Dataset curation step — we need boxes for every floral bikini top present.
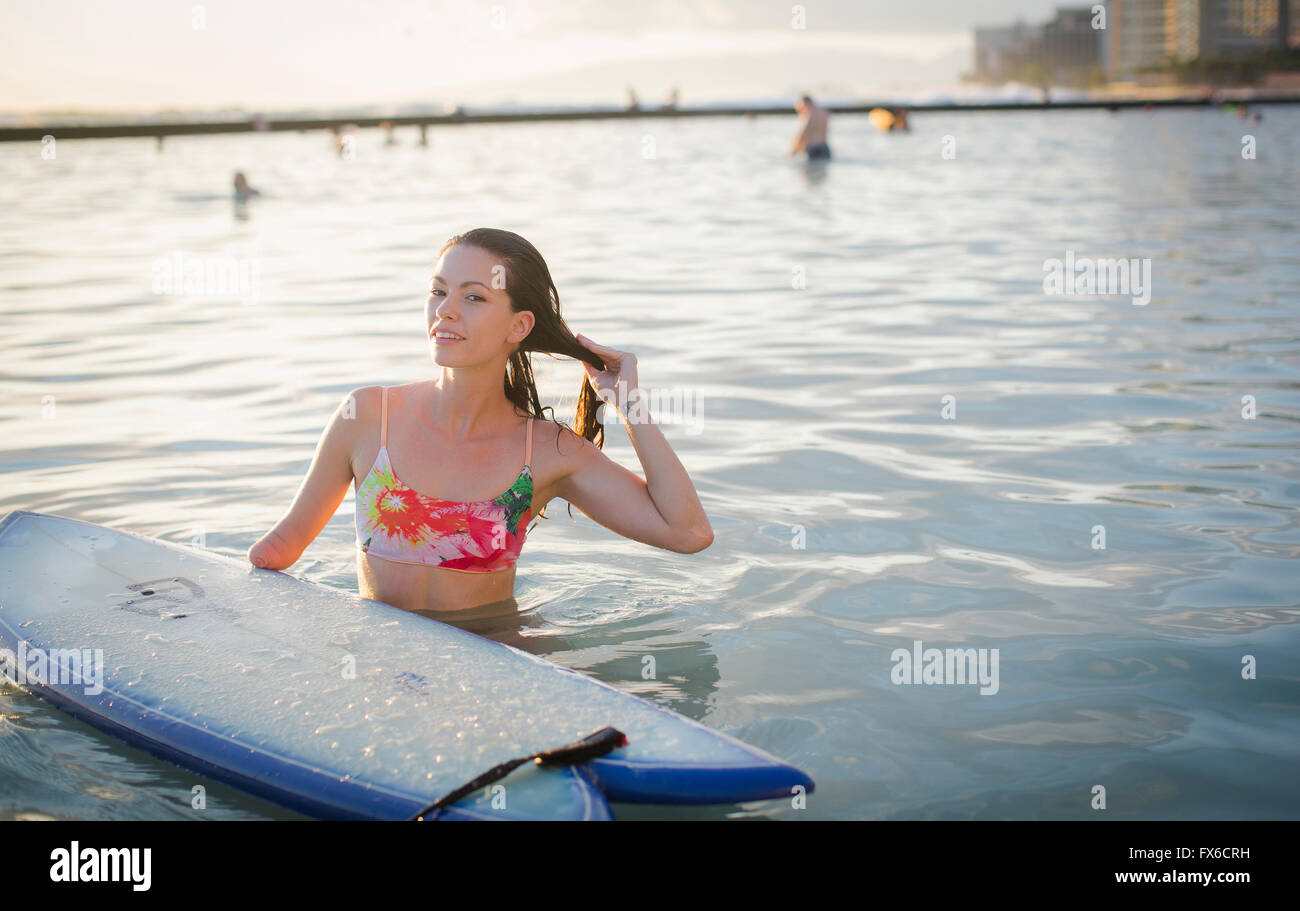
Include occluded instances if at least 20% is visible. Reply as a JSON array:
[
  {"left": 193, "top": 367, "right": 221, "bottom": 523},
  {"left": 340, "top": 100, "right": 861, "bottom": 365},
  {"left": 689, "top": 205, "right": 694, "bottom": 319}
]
[{"left": 356, "top": 387, "right": 534, "bottom": 573}]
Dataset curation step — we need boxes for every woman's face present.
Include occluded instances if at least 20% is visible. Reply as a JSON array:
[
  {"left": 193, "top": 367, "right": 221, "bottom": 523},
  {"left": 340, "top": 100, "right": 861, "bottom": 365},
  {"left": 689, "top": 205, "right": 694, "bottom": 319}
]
[{"left": 426, "top": 244, "right": 533, "bottom": 367}]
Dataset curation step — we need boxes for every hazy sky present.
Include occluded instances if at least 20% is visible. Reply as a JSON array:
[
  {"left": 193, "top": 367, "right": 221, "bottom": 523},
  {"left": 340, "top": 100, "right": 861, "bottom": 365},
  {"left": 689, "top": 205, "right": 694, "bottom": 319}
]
[{"left": 1, "top": 0, "right": 1072, "bottom": 112}]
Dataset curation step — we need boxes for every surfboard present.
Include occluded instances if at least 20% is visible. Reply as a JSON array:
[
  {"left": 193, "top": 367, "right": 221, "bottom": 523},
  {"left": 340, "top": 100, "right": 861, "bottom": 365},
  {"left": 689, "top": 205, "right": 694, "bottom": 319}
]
[{"left": 0, "top": 511, "right": 814, "bottom": 819}]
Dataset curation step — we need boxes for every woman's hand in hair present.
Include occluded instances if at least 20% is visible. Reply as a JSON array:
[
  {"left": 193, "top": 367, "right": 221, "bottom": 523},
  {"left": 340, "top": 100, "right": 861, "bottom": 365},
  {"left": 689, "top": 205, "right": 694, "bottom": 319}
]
[{"left": 576, "top": 333, "right": 639, "bottom": 414}]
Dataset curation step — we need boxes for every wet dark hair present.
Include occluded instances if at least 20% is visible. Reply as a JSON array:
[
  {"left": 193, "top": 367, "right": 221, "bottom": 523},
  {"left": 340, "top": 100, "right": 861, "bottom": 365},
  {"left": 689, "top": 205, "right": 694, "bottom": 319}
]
[
  {"left": 436, "top": 227, "right": 609, "bottom": 525},
  {"left": 801, "top": 95, "right": 814, "bottom": 105}
]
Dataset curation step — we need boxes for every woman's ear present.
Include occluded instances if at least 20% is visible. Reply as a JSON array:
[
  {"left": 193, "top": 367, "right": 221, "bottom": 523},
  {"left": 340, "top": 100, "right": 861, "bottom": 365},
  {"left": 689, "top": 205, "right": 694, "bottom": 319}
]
[{"left": 512, "top": 309, "right": 536, "bottom": 343}]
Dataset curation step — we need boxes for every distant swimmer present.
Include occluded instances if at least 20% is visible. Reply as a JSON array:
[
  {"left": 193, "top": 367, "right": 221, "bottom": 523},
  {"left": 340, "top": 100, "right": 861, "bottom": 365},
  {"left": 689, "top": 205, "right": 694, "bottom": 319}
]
[
  {"left": 330, "top": 123, "right": 359, "bottom": 157},
  {"left": 233, "top": 172, "right": 260, "bottom": 201},
  {"left": 790, "top": 95, "right": 830, "bottom": 160}
]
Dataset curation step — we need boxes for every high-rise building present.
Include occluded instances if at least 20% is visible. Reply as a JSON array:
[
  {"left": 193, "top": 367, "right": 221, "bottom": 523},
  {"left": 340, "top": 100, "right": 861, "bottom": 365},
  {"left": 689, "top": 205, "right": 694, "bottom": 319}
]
[
  {"left": 973, "top": 21, "right": 1038, "bottom": 83},
  {"left": 1107, "top": 0, "right": 1172, "bottom": 77},
  {"left": 1105, "top": 1, "right": 1295, "bottom": 78},
  {"left": 1166, "top": 0, "right": 1202, "bottom": 60},
  {"left": 973, "top": 8, "right": 1102, "bottom": 83},
  {"left": 1041, "top": 7, "right": 1104, "bottom": 72},
  {"left": 1204, "top": 0, "right": 1284, "bottom": 54}
]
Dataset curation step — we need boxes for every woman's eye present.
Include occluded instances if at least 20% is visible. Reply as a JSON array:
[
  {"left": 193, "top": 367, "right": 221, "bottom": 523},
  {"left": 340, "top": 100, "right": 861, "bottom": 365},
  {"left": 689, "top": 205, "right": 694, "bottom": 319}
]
[{"left": 429, "top": 289, "right": 481, "bottom": 301}]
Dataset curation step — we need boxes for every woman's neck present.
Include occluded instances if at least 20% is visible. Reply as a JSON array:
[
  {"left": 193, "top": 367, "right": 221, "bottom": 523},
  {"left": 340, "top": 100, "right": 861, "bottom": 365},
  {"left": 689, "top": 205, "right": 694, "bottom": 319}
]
[{"left": 423, "top": 369, "right": 516, "bottom": 440}]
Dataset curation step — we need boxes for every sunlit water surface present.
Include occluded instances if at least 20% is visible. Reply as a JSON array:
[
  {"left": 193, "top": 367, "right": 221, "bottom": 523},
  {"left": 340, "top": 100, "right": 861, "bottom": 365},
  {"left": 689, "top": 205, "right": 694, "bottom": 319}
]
[{"left": 1, "top": 107, "right": 1297, "bottom": 819}]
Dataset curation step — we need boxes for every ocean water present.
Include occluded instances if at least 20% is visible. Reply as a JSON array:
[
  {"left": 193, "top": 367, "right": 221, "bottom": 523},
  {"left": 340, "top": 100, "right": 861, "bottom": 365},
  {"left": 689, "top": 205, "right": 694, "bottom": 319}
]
[{"left": 1, "top": 106, "right": 1297, "bottom": 820}]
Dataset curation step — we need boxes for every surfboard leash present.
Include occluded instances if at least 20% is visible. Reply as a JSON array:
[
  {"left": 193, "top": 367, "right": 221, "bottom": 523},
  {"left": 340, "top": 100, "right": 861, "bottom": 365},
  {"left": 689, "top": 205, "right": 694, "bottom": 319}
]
[{"left": 409, "top": 726, "right": 628, "bottom": 821}]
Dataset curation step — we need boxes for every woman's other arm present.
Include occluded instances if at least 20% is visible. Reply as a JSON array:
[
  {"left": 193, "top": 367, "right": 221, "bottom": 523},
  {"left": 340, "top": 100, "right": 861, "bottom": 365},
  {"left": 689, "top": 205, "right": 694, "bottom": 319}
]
[{"left": 247, "top": 388, "right": 369, "bottom": 570}]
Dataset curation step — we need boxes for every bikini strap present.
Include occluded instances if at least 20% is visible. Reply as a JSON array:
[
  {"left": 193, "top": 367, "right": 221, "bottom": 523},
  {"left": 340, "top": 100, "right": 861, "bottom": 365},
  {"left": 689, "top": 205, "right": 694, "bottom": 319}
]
[
  {"left": 525, "top": 417, "right": 534, "bottom": 468},
  {"left": 380, "top": 386, "right": 388, "bottom": 447}
]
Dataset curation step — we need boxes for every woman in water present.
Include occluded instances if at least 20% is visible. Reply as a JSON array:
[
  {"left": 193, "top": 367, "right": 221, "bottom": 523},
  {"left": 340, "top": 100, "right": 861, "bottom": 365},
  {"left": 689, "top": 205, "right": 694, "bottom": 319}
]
[{"left": 246, "top": 228, "right": 713, "bottom": 612}]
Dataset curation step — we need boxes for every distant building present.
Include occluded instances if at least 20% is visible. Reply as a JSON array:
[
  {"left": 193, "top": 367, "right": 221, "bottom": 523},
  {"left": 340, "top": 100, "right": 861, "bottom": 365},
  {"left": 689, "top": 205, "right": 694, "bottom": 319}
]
[
  {"left": 973, "top": 7, "right": 1101, "bottom": 84},
  {"left": 973, "top": 21, "right": 1037, "bottom": 83},
  {"left": 1107, "top": 0, "right": 1178, "bottom": 78},
  {"left": 1041, "top": 7, "right": 1103, "bottom": 72},
  {"left": 1106, "top": 0, "right": 1296, "bottom": 79},
  {"left": 1204, "top": 0, "right": 1290, "bottom": 54}
]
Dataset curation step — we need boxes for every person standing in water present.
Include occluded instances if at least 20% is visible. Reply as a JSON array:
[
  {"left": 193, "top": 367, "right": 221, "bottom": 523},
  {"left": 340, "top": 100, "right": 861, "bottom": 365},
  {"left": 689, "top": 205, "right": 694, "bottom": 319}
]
[
  {"left": 789, "top": 95, "right": 830, "bottom": 160},
  {"left": 233, "top": 172, "right": 260, "bottom": 201}
]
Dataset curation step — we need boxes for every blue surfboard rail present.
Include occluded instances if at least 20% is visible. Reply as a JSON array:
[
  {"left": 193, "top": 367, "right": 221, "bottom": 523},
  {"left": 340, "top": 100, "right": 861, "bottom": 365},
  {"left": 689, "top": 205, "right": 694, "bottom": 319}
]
[{"left": 584, "top": 752, "right": 815, "bottom": 805}]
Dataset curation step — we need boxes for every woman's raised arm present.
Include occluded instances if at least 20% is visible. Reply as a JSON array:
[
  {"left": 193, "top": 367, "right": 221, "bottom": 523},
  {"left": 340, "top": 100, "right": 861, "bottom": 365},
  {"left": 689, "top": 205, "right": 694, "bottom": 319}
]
[{"left": 554, "top": 335, "right": 712, "bottom": 554}]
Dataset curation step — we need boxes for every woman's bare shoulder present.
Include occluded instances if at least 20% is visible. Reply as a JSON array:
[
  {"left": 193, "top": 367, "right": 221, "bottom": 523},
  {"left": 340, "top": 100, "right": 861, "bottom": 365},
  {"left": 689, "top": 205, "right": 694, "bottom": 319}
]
[
  {"left": 334, "top": 386, "right": 385, "bottom": 466},
  {"left": 531, "top": 418, "right": 595, "bottom": 507},
  {"left": 342, "top": 385, "right": 385, "bottom": 420},
  {"left": 533, "top": 417, "right": 601, "bottom": 471}
]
